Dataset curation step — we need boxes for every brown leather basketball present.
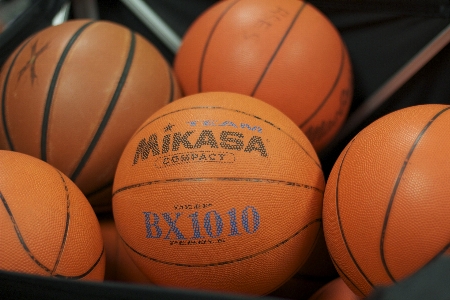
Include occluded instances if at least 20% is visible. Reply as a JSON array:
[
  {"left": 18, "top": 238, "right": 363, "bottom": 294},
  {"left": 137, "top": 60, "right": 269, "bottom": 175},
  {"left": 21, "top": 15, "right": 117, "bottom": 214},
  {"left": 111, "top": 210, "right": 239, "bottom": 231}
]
[
  {"left": 112, "top": 91, "right": 325, "bottom": 295},
  {"left": 0, "top": 19, "right": 181, "bottom": 212},
  {"left": 174, "top": 0, "right": 353, "bottom": 152},
  {"left": 323, "top": 104, "right": 450, "bottom": 297},
  {"left": 0, "top": 150, "right": 105, "bottom": 280}
]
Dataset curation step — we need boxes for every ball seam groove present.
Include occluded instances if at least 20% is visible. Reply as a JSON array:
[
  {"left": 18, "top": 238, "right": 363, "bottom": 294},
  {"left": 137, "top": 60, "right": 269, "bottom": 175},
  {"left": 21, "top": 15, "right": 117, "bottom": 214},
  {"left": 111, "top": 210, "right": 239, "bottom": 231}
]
[
  {"left": 1, "top": 36, "right": 34, "bottom": 151},
  {"left": 197, "top": 0, "right": 240, "bottom": 93},
  {"left": 70, "top": 29, "right": 137, "bottom": 182},
  {"left": 119, "top": 218, "right": 321, "bottom": 267},
  {"left": 334, "top": 138, "right": 374, "bottom": 292},
  {"left": 250, "top": 1, "right": 307, "bottom": 97},
  {"left": 41, "top": 21, "right": 94, "bottom": 162},
  {"left": 379, "top": 106, "right": 450, "bottom": 283}
]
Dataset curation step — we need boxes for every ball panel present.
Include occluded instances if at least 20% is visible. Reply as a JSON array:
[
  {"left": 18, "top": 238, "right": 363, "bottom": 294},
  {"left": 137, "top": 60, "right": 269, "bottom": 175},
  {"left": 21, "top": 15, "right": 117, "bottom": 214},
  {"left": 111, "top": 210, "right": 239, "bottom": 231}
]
[
  {"left": 0, "top": 150, "right": 105, "bottom": 280},
  {"left": 300, "top": 44, "right": 353, "bottom": 151},
  {"left": 0, "top": 153, "right": 74, "bottom": 271},
  {"left": 114, "top": 182, "right": 322, "bottom": 263},
  {"left": 0, "top": 36, "right": 34, "bottom": 151},
  {"left": 326, "top": 106, "right": 447, "bottom": 288},
  {"left": 200, "top": 0, "right": 304, "bottom": 96},
  {"left": 47, "top": 21, "right": 130, "bottom": 178},
  {"left": 0, "top": 20, "right": 92, "bottom": 157},
  {"left": 0, "top": 199, "right": 55, "bottom": 277},
  {"left": 73, "top": 32, "right": 178, "bottom": 196},
  {"left": 174, "top": 0, "right": 353, "bottom": 152},
  {"left": 124, "top": 218, "right": 321, "bottom": 295},
  {"left": 132, "top": 91, "right": 322, "bottom": 170},
  {"left": 331, "top": 258, "right": 366, "bottom": 298},
  {"left": 383, "top": 106, "right": 450, "bottom": 280},
  {"left": 323, "top": 104, "right": 450, "bottom": 296},
  {"left": 53, "top": 175, "right": 105, "bottom": 279},
  {"left": 322, "top": 142, "right": 374, "bottom": 297},
  {"left": 253, "top": 4, "right": 342, "bottom": 125},
  {"left": 114, "top": 99, "right": 324, "bottom": 194},
  {"left": 174, "top": 0, "right": 236, "bottom": 95},
  {"left": 113, "top": 92, "right": 324, "bottom": 294}
]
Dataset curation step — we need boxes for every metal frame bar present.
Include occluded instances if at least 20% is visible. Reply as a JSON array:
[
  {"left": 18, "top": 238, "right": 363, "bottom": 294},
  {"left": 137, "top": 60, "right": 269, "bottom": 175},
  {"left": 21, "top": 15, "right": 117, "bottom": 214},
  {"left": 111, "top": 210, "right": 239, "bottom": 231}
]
[
  {"left": 120, "top": 0, "right": 181, "bottom": 53},
  {"left": 52, "top": 1, "right": 71, "bottom": 25},
  {"left": 322, "top": 23, "right": 450, "bottom": 153}
]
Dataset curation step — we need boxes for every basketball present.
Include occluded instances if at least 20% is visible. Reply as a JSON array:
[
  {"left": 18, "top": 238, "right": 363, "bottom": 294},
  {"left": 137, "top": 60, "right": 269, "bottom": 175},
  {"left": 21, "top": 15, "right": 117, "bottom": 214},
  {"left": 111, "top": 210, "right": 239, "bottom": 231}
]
[
  {"left": 174, "top": 0, "right": 353, "bottom": 152},
  {"left": 112, "top": 91, "right": 325, "bottom": 295},
  {"left": 0, "top": 150, "right": 105, "bottom": 280},
  {"left": 322, "top": 104, "right": 450, "bottom": 297},
  {"left": 309, "top": 278, "right": 360, "bottom": 300},
  {"left": 0, "top": 19, "right": 181, "bottom": 212}
]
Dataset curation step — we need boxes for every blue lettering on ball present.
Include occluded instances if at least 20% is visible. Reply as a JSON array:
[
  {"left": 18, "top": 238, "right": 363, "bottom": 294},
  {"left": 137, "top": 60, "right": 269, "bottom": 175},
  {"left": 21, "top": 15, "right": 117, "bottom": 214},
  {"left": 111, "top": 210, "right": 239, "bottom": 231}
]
[
  {"left": 242, "top": 206, "right": 260, "bottom": 234},
  {"left": 162, "top": 212, "right": 186, "bottom": 240},
  {"left": 143, "top": 212, "right": 162, "bottom": 238},
  {"left": 204, "top": 210, "right": 223, "bottom": 238}
]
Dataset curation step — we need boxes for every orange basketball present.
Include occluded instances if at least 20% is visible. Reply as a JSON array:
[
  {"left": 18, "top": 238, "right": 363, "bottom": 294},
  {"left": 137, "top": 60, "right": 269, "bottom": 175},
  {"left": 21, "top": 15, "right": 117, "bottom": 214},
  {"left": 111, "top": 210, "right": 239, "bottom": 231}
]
[
  {"left": 112, "top": 91, "right": 325, "bottom": 295},
  {"left": 0, "top": 150, "right": 105, "bottom": 280},
  {"left": 309, "top": 278, "right": 361, "bottom": 300},
  {"left": 0, "top": 19, "right": 181, "bottom": 212},
  {"left": 174, "top": 0, "right": 353, "bottom": 152},
  {"left": 323, "top": 104, "right": 450, "bottom": 297}
]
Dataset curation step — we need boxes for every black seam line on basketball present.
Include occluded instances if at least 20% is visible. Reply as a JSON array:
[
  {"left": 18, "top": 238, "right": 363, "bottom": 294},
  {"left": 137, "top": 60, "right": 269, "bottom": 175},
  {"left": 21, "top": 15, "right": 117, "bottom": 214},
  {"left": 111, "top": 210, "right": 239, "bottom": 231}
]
[
  {"left": 379, "top": 106, "right": 450, "bottom": 284},
  {"left": 134, "top": 106, "right": 322, "bottom": 169},
  {"left": 41, "top": 21, "right": 95, "bottom": 162},
  {"left": 329, "top": 254, "right": 367, "bottom": 297},
  {"left": 1, "top": 36, "right": 34, "bottom": 151},
  {"left": 0, "top": 190, "right": 53, "bottom": 274},
  {"left": 167, "top": 63, "right": 175, "bottom": 103},
  {"left": 121, "top": 218, "right": 321, "bottom": 267},
  {"left": 297, "top": 222, "right": 322, "bottom": 268},
  {"left": 436, "top": 243, "right": 450, "bottom": 257},
  {"left": 198, "top": 0, "right": 240, "bottom": 93},
  {"left": 70, "top": 30, "right": 136, "bottom": 182},
  {"left": 50, "top": 171, "right": 71, "bottom": 275},
  {"left": 0, "top": 181, "right": 102, "bottom": 280},
  {"left": 299, "top": 41, "right": 346, "bottom": 128},
  {"left": 250, "top": 1, "right": 307, "bottom": 97},
  {"left": 53, "top": 247, "right": 105, "bottom": 279},
  {"left": 425, "top": 243, "right": 450, "bottom": 267},
  {"left": 112, "top": 177, "right": 323, "bottom": 196},
  {"left": 335, "top": 138, "right": 374, "bottom": 287}
]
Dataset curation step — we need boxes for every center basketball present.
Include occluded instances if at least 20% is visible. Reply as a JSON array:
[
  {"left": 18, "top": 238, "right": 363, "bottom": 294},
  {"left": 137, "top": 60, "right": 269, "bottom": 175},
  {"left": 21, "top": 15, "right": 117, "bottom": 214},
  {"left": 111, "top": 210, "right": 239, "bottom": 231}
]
[{"left": 112, "top": 92, "right": 325, "bottom": 295}]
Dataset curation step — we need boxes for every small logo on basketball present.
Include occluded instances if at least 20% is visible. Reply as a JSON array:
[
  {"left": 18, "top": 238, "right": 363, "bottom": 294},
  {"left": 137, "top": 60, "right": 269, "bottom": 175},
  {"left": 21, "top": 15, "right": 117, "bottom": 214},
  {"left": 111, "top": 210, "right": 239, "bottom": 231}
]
[
  {"left": 133, "top": 123, "right": 268, "bottom": 166},
  {"left": 155, "top": 150, "right": 235, "bottom": 168},
  {"left": 186, "top": 119, "right": 263, "bottom": 133},
  {"left": 303, "top": 87, "right": 351, "bottom": 144},
  {"left": 243, "top": 5, "right": 290, "bottom": 40},
  {"left": 17, "top": 40, "right": 50, "bottom": 85}
]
